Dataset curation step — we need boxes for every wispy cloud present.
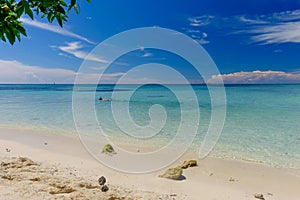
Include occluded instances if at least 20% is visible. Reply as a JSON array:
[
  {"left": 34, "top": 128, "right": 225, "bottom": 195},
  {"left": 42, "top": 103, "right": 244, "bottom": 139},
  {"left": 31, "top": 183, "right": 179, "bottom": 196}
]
[
  {"left": 51, "top": 42, "right": 108, "bottom": 63},
  {"left": 208, "top": 70, "right": 300, "bottom": 84},
  {"left": 188, "top": 15, "right": 214, "bottom": 27},
  {"left": 234, "top": 10, "right": 300, "bottom": 44},
  {"left": 183, "top": 27, "right": 210, "bottom": 44},
  {"left": 0, "top": 60, "right": 76, "bottom": 84},
  {"left": 269, "top": 9, "right": 300, "bottom": 22},
  {"left": 237, "top": 16, "right": 268, "bottom": 25},
  {"left": 0, "top": 59, "right": 125, "bottom": 84},
  {"left": 186, "top": 10, "right": 300, "bottom": 45},
  {"left": 191, "top": 32, "right": 209, "bottom": 44},
  {"left": 142, "top": 52, "right": 153, "bottom": 57},
  {"left": 185, "top": 15, "right": 213, "bottom": 44},
  {"left": 248, "top": 22, "right": 300, "bottom": 44},
  {"left": 20, "top": 17, "right": 95, "bottom": 44}
]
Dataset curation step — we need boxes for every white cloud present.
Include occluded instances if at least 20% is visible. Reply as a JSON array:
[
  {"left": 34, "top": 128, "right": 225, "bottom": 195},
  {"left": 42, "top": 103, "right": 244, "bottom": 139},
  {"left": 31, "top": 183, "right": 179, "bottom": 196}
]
[
  {"left": 0, "top": 60, "right": 125, "bottom": 84},
  {"left": 189, "top": 10, "right": 300, "bottom": 45},
  {"left": 20, "top": 17, "right": 94, "bottom": 44},
  {"left": 0, "top": 60, "right": 76, "bottom": 84},
  {"left": 249, "top": 22, "right": 300, "bottom": 44},
  {"left": 233, "top": 10, "right": 300, "bottom": 44},
  {"left": 208, "top": 70, "right": 300, "bottom": 84},
  {"left": 142, "top": 52, "right": 153, "bottom": 57},
  {"left": 270, "top": 9, "right": 300, "bottom": 21},
  {"left": 188, "top": 15, "right": 214, "bottom": 27},
  {"left": 238, "top": 16, "right": 268, "bottom": 24},
  {"left": 189, "top": 32, "right": 210, "bottom": 44},
  {"left": 52, "top": 42, "right": 108, "bottom": 63}
]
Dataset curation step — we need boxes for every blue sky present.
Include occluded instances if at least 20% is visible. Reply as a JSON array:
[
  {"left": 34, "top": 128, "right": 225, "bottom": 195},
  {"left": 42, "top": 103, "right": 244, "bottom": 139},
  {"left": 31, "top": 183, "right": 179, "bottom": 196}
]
[{"left": 0, "top": 0, "right": 300, "bottom": 84}]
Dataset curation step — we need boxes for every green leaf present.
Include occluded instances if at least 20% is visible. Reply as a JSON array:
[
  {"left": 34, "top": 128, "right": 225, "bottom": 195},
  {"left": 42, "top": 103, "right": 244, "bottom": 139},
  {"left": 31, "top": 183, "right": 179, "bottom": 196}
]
[
  {"left": 25, "top": 6, "right": 34, "bottom": 19},
  {"left": 16, "top": 23, "right": 27, "bottom": 36},
  {"left": 56, "top": 14, "right": 63, "bottom": 27},
  {"left": 60, "top": 0, "right": 67, "bottom": 7},
  {"left": 0, "top": 32, "right": 6, "bottom": 42},
  {"left": 16, "top": 1, "right": 25, "bottom": 18},
  {"left": 5, "top": 31, "right": 15, "bottom": 45},
  {"left": 47, "top": 13, "right": 54, "bottom": 22}
]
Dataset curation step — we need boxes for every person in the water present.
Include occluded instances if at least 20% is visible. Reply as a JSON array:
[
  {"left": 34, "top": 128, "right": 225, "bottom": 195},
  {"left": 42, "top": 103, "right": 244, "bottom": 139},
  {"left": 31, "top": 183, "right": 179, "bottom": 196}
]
[{"left": 99, "top": 97, "right": 111, "bottom": 101}]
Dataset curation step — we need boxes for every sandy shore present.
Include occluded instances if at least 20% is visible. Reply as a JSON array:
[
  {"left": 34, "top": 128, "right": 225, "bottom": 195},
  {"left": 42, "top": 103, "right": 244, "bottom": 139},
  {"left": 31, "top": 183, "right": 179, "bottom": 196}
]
[{"left": 1, "top": 127, "right": 300, "bottom": 200}]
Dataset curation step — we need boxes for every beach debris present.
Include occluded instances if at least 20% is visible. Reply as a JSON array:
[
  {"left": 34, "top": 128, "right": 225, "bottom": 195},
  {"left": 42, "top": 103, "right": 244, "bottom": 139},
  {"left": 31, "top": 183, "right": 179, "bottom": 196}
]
[
  {"left": 44, "top": 142, "right": 48, "bottom": 145},
  {"left": 29, "top": 177, "right": 41, "bottom": 182},
  {"left": 78, "top": 182, "right": 99, "bottom": 189},
  {"left": 229, "top": 177, "right": 235, "bottom": 182},
  {"left": 98, "top": 176, "right": 106, "bottom": 185},
  {"left": 5, "top": 148, "right": 11, "bottom": 152},
  {"left": 18, "top": 157, "right": 36, "bottom": 166},
  {"left": 101, "top": 185, "right": 109, "bottom": 192},
  {"left": 209, "top": 173, "right": 214, "bottom": 176},
  {"left": 49, "top": 183, "right": 76, "bottom": 194},
  {"left": 102, "top": 144, "right": 116, "bottom": 155},
  {"left": 181, "top": 160, "right": 197, "bottom": 169},
  {"left": 159, "top": 166, "right": 183, "bottom": 180},
  {"left": 1, "top": 174, "right": 14, "bottom": 180},
  {"left": 254, "top": 193, "right": 264, "bottom": 199}
]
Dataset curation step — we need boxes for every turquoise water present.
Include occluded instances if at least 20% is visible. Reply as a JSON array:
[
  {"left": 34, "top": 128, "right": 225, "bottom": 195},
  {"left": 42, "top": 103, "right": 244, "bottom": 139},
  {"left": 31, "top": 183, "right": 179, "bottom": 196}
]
[{"left": 0, "top": 84, "right": 300, "bottom": 168}]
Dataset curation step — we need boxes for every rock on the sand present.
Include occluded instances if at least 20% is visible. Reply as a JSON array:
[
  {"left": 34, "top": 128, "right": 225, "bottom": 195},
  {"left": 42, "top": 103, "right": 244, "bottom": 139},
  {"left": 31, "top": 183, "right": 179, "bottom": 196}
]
[
  {"left": 254, "top": 193, "right": 264, "bottom": 199},
  {"left": 98, "top": 176, "right": 106, "bottom": 185},
  {"left": 159, "top": 166, "right": 183, "bottom": 180},
  {"left": 181, "top": 160, "right": 197, "bottom": 169},
  {"left": 102, "top": 144, "right": 116, "bottom": 155}
]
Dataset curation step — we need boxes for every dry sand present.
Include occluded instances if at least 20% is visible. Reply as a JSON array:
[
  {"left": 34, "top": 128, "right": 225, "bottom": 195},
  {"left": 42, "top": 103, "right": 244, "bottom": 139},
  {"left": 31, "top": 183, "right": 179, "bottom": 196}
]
[{"left": 1, "top": 127, "right": 300, "bottom": 200}]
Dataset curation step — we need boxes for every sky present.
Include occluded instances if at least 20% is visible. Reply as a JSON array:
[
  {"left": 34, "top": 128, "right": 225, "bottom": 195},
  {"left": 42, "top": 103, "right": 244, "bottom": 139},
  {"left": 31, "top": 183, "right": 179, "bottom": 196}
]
[{"left": 0, "top": 0, "right": 300, "bottom": 84}]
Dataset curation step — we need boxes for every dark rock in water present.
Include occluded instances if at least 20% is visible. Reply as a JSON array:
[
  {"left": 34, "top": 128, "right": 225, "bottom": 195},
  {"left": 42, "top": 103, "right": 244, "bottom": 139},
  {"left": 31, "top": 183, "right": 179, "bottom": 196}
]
[
  {"left": 159, "top": 166, "right": 183, "bottom": 180},
  {"left": 181, "top": 160, "right": 197, "bottom": 169},
  {"left": 254, "top": 193, "right": 264, "bottom": 199},
  {"left": 101, "top": 185, "right": 109, "bottom": 192},
  {"left": 98, "top": 176, "right": 106, "bottom": 185},
  {"left": 102, "top": 144, "right": 116, "bottom": 155}
]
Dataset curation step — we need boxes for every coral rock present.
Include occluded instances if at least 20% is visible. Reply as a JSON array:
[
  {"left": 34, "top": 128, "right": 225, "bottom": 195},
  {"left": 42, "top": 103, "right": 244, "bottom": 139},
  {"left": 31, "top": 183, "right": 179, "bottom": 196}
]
[
  {"left": 159, "top": 166, "right": 183, "bottom": 180},
  {"left": 181, "top": 160, "right": 197, "bottom": 169}
]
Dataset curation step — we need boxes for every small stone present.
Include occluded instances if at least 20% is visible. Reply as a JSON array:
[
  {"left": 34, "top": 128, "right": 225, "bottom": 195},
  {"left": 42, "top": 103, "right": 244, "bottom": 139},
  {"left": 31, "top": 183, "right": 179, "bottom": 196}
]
[
  {"left": 98, "top": 176, "right": 106, "bottom": 185},
  {"left": 254, "top": 193, "right": 264, "bottom": 199},
  {"left": 29, "top": 177, "right": 41, "bottom": 182},
  {"left": 159, "top": 166, "right": 183, "bottom": 180},
  {"left": 229, "top": 177, "right": 235, "bottom": 181},
  {"left": 181, "top": 160, "right": 197, "bottom": 169},
  {"left": 102, "top": 144, "right": 116, "bottom": 154},
  {"left": 101, "top": 185, "right": 109, "bottom": 192}
]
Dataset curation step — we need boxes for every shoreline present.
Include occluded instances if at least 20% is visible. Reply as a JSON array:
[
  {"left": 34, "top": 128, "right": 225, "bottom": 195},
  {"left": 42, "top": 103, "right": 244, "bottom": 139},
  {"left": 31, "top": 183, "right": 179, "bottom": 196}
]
[
  {"left": 1, "top": 126, "right": 300, "bottom": 199},
  {"left": 1, "top": 124, "right": 299, "bottom": 171}
]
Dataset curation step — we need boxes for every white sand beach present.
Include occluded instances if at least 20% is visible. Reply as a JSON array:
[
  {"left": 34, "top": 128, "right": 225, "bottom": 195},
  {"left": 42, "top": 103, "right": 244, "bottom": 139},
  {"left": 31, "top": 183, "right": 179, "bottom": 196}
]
[{"left": 1, "top": 127, "right": 300, "bottom": 200}]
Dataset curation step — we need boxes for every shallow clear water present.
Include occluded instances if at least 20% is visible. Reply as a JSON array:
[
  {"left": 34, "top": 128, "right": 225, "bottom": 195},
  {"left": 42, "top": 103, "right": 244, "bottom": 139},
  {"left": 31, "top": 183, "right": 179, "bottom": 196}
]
[{"left": 0, "top": 84, "right": 299, "bottom": 169}]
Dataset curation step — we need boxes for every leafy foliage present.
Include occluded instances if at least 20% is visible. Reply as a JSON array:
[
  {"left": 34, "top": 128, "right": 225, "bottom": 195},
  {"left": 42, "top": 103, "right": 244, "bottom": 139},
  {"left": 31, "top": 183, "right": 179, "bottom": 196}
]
[{"left": 0, "top": 0, "right": 90, "bottom": 45}]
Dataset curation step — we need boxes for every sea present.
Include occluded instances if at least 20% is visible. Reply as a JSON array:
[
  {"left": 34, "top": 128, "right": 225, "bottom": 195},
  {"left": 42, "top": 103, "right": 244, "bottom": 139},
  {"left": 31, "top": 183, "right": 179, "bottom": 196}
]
[{"left": 0, "top": 84, "right": 300, "bottom": 169}]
